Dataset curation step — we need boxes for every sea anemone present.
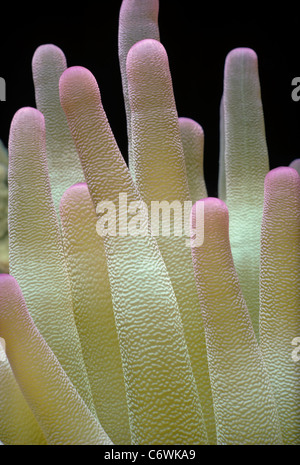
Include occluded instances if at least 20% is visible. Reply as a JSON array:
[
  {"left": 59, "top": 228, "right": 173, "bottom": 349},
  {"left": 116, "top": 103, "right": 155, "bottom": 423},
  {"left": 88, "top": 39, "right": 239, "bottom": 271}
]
[{"left": 0, "top": 0, "right": 299, "bottom": 445}]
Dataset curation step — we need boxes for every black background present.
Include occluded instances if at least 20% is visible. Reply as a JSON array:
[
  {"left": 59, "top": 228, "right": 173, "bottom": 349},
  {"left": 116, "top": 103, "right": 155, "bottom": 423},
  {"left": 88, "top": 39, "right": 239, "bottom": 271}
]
[{"left": 1, "top": 3, "right": 300, "bottom": 196}]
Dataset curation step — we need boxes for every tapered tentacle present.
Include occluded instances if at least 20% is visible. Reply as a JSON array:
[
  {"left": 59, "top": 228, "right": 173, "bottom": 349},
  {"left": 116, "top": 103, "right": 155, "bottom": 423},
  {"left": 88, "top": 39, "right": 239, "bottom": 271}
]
[
  {"left": 8, "top": 107, "right": 96, "bottom": 417},
  {"left": 0, "top": 274, "right": 112, "bottom": 445},
  {"left": 59, "top": 65, "right": 208, "bottom": 445},
  {"left": 222, "top": 48, "right": 270, "bottom": 339},
  {"left": 126, "top": 39, "right": 215, "bottom": 443},
  {"left": 179, "top": 117, "right": 207, "bottom": 203},
  {"left": 260, "top": 167, "right": 300, "bottom": 444},
  {"left": 118, "top": 0, "right": 160, "bottom": 178},
  {"left": 126, "top": 40, "right": 188, "bottom": 201},
  {"left": 59, "top": 183, "right": 131, "bottom": 445},
  {"left": 32, "top": 44, "right": 85, "bottom": 218},
  {"left": 0, "top": 334, "right": 47, "bottom": 445},
  {"left": 191, "top": 198, "right": 282, "bottom": 445}
]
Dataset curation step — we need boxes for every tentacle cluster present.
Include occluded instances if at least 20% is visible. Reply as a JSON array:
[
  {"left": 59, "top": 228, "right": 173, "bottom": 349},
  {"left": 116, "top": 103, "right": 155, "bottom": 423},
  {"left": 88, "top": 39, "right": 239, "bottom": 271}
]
[{"left": 0, "top": 0, "right": 299, "bottom": 445}]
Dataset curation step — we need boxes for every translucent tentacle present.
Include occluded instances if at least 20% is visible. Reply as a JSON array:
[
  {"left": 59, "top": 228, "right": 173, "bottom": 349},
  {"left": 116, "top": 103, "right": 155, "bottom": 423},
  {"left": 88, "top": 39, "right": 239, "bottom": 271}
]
[
  {"left": 59, "top": 65, "right": 207, "bottom": 445},
  {"left": 191, "top": 198, "right": 282, "bottom": 445},
  {"left": 179, "top": 117, "right": 207, "bottom": 203},
  {"left": 260, "top": 167, "right": 300, "bottom": 444},
  {"left": 223, "top": 47, "right": 270, "bottom": 339},
  {"left": 126, "top": 39, "right": 215, "bottom": 443},
  {"left": 32, "top": 44, "right": 85, "bottom": 218},
  {"left": 0, "top": 334, "right": 47, "bottom": 445},
  {"left": 8, "top": 107, "right": 96, "bottom": 417},
  {"left": 0, "top": 274, "right": 112, "bottom": 445},
  {"left": 59, "top": 183, "right": 131, "bottom": 445},
  {"left": 118, "top": 0, "right": 160, "bottom": 178}
]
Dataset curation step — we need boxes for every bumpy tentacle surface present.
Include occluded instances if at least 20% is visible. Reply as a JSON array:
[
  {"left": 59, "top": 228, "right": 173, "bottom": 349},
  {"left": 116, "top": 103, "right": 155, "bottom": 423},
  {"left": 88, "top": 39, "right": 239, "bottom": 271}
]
[
  {"left": 260, "top": 167, "right": 300, "bottom": 444},
  {"left": 0, "top": 274, "right": 112, "bottom": 445},
  {"left": 126, "top": 38, "right": 215, "bottom": 443},
  {"left": 126, "top": 40, "right": 188, "bottom": 202},
  {"left": 0, "top": 335, "right": 47, "bottom": 445},
  {"left": 59, "top": 183, "right": 131, "bottom": 445},
  {"left": 59, "top": 65, "right": 207, "bottom": 445},
  {"left": 191, "top": 198, "right": 282, "bottom": 445},
  {"left": 222, "top": 48, "right": 270, "bottom": 339},
  {"left": 0, "top": 162, "right": 8, "bottom": 238},
  {"left": 178, "top": 117, "right": 207, "bottom": 203},
  {"left": 118, "top": 0, "right": 160, "bottom": 178},
  {"left": 1, "top": 0, "right": 296, "bottom": 445},
  {"left": 0, "top": 140, "right": 8, "bottom": 273},
  {"left": 8, "top": 107, "right": 96, "bottom": 417},
  {"left": 32, "top": 44, "right": 85, "bottom": 217}
]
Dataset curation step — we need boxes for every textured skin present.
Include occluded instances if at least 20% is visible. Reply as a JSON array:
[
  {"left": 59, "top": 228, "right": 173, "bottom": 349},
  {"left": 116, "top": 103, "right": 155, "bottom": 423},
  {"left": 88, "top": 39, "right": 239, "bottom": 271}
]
[
  {"left": 118, "top": 0, "right": 160, "bottom": 178},
  {"left": 0, "top": 274, "right": 112, "bottom": 445},
  {"left": 32, "top": 44, "right": 85, "bottom": 217},
  {"left": 59, "top": 183, "right": 131, "bottom": 444},
  {"left": 191, "top": 198, "right": 282, "bottom": 445},
  {"left": 223, "top": 48, "right": 270, "bottom": 339},
  {"left": 260, "top": 167, "right": 300, "bottom": 444},
  {"left": 59, "top": 66, "right": 207, "bottom": 445},
  {"left": 178, "top": 117, "right": 207, "bottom": 203},
  {"left": 126, "top": 39, "right": 215, "bottom": 443},
  {"left": 8, "top": 107, "right": 96, "bottom": 417},
  {"left": 0, "top": 164, "right": 8, "bottom": 238},
  {"left": 290, "top": 158, "right": 300, "bottom": 176},
  {"left": 0, "top": 336, "right": 46, "bottom": 444},
  {"left": 126, "top": 40, "right": 188, "bottom": 201},
  {"left": 0, "top": 141, "right": 8, "bottom": 273}
]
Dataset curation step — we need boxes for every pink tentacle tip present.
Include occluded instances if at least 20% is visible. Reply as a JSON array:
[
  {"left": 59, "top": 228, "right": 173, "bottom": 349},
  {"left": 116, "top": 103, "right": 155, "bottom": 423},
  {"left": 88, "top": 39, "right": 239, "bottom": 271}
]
[
  {"left": 192, "top": 197, "right": 228, "bottom": 220},
  {"left": 190, "top": 198, "right": 229, "bottom": 242},
  {"left": 11, "top": 107, "right": 44, "bottom": 123},
  {"left": 0, "top": 273, "right": 19, "bottom": 291},
  {"left": 8, "top": 107, "right": 45, "bottom": 152},
  {"left": 59, "top": 182, "right": 89, "bottom": 208},
  {"left": 127, "top": 38, "right": 166, "bottom": 65},
  {"left": 59, "top": 66, "right": 100, "bottom": 108},
  {"left": 226, "top": 47, "right": 258, "bottom": 65},
  {"left": 265, "top": 166, "right": 300, "bottom": 187},
  {"left": 32, "top": 43, "right": 66, "bottom": 67}
]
